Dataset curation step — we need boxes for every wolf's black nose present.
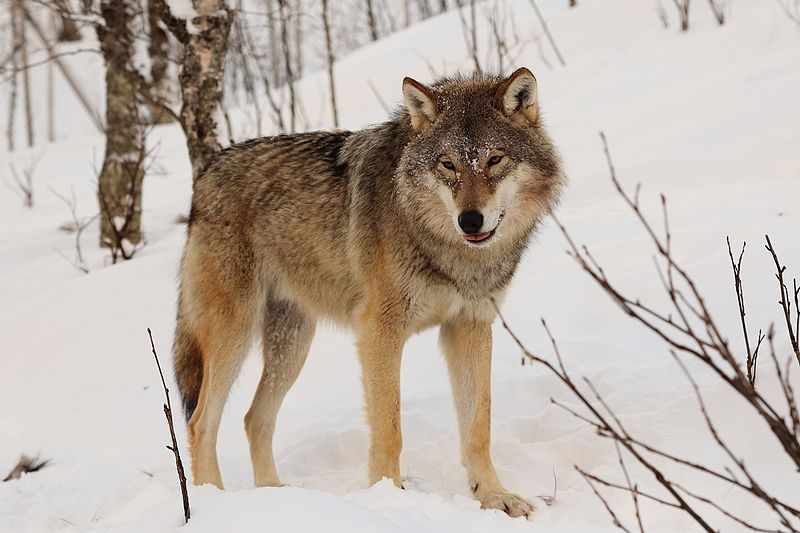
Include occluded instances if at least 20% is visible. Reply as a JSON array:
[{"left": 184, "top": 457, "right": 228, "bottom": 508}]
[{"left": 458, "top": 210, "right": 484, "bottom": 234}]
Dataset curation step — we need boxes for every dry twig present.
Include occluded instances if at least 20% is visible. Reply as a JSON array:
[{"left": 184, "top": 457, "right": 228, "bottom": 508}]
[{"left": 147, "top": 328, "right": 190, "bottom": 523}]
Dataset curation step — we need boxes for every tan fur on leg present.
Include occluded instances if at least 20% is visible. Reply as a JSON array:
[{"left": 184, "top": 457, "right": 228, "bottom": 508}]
[
  {"left": 245, "top": 300, "right": 316, "bottom": 487},
  {"left": 440, "top": 319, "right": 533, "bottom": 518},
  {"left": 355, "top": 295, "right": 408, "bottom": 487}
]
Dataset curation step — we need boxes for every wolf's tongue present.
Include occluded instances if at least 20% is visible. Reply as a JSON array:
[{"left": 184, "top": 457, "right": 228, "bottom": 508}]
[{"left": 464, "top": 231, "right": 492, "bottom": 242}]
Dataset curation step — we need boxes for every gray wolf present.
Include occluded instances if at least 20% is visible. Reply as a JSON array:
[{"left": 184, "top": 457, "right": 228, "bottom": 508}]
[{"left": 173, "top": 67, "right": 564, "bottom": 518}]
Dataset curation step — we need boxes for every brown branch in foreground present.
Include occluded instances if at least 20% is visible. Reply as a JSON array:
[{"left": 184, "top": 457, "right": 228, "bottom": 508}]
[
  {"left": 489, "top": 131, "right": 800, "bottom": 532},
  {"left": 765, "top": 235, "right": 800, "bottom": 368},
  {"left": 147, "top": 328, "right": 190, "bottom": 523},
  {"left": 727, "top": 237, "right": 765, "bottom": 385}
]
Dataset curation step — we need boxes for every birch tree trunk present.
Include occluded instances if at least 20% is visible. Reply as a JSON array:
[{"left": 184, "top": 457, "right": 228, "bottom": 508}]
[{"left": 180, "top": 0, "right": 233, "bottom": 179}]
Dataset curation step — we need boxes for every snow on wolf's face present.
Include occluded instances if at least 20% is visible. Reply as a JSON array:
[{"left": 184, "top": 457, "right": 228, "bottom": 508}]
[{"left": 397, "top": 69, "right": 564, "bottom": 250}]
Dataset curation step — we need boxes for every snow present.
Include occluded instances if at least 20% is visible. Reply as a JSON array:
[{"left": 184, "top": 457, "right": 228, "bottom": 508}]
[{"left": 2, "top": 0, "right": 800, "bottom": 531}]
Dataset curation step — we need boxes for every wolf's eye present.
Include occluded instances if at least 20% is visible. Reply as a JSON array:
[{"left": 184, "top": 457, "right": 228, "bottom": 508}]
[
  {"left": 441, "top": 160, "right": 456, "bottom": 171},
  {"left": 488, "top": 155, "right": 504, "bottom": 167}
]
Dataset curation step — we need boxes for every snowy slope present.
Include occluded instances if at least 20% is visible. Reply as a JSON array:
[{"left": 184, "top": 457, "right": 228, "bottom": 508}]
[{"left": 1, "top": 0, "right": 799, "bottom": 531}]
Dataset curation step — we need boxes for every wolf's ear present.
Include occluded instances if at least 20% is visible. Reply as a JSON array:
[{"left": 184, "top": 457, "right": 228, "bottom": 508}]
[
  {"left": 403, "top": 77, "right": 438, "bottom": 133},
  {"left": 496, "top": 67, "right": 538, "bottom": 125}
]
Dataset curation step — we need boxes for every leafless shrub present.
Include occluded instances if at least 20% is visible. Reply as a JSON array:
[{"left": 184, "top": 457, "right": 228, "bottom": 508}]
[
  {"left": 6, "top": 156, "right": 39, "bottom": 207},
  {"left": 50, "top": 185, "right": 97, "bottom": 274},
  {"left": 96, "top": 135, "right": 153, "bottom": 264},
  {"left": 496, "top": 132, "right": 800, "bottom": 532}
]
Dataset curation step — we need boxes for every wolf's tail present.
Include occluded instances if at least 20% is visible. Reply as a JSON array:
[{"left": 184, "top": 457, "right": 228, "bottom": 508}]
[{"left": 173, "top": 300, "right": 203, "bottom": 422}]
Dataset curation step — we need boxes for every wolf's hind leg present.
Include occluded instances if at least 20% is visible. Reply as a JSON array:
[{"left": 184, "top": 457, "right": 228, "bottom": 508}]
[
  {"left": 440, "top": 319, "right": 533, "bottom": 519},
  {"left": 245, "top": 299, "right": 315, "bottom": 487},
  {"left": 187, "top": 302, "right": 256, "bottom": 489},
  {"left": 182, "top": 238, "right": 260, "bottom": 490}
]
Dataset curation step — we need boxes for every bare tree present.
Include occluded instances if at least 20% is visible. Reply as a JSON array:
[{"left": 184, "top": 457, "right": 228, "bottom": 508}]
[
  {"left": 16, "top": 0, "right": 34, "bottom": 147},
  {"left": 458, "top": 0, "right": 481, "bottom": 75},
  {"left": 146, "top": 0, "right": 172, "bottom": 124},
  {"left": 293, "top": 0, "right": 303, "bottom": 78},
  {"left": 96, "top": 0, "right": 146, "bottom": 253},
  {"left": 321, "top": 0, "right": 339, "bottom": 127},
  {"left": 366, "top": 0, "right": 379, "bottom": 40},
  {"left": 278, "top": 0, "right": 297, "bottom": 132},
  {"left": 154, "top": 0, "right": 234, "bottom": 180},
  {"left": 6, "top": 0, "right": 19, "bottom": 151},
  {"left": 7, "top": 157, "right": 39, "bottom": 207},
  {"left": 266, "top": 0, "right": 282, "bottom": 86}
]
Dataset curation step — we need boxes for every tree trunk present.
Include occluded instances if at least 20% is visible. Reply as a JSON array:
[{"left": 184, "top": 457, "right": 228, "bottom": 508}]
[
  {"left": 147, "top": 0, "right": 172, "bottom": 124},
  {"left": 366, "top": 0, "right": 379, "bottom": 40},
  {"left": 321, "top": 0, "right": 338, "bottom": 127},
  {"left": 180, "top": 0, "right": 233, "bottom": 179},
  {"left": 153, "top": 0, "right": 233, "bottom": 179},
  {"left": 17, "top": 0, "right": 34, "bottom": 148},
  {"left": 294, "top": 0, "right": 302, "bottom": 78},
  {"left": 278, "top": 0, "right": 296, "bottom": 133},
  {"left": 6, "top": 1, "right": 19, "bottom": 151},
  {"left": 266, "top": 0, "right": 281, "bottom": 86},
  {"left": 96, "top": 0, "right": 145, "bottom": 256}
]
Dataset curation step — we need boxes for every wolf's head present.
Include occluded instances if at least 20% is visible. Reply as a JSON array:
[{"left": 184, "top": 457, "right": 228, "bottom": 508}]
[{"left": 396, "top": 68, "right": 564, "bottom": 250}]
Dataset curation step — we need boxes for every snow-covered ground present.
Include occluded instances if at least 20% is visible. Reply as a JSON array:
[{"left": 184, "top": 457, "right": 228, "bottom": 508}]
[{"left": 1, "top": 0, "right": 799, "bottom": 531}]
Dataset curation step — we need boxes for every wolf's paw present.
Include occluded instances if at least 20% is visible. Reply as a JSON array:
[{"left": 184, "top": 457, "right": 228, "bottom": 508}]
[{"left": 478, "top": 490, "right": 534, "bottom": 519}]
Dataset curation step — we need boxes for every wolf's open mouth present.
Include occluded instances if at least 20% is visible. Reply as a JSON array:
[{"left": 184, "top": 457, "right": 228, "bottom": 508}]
[{"left": 464, "top": 229, "right": 495, "bottom": 243}]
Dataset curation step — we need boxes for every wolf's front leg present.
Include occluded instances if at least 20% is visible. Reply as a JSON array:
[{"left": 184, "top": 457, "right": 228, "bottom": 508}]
[
  {"left": 440, "top": 320, "right": 533, "bottom": 519},
  {"left": 355, "top": 301, "right": 407, "bottom": 488}
]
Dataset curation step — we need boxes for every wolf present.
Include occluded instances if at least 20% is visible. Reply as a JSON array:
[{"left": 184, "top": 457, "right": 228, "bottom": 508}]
[{"left": 173, "top": 67, "right": 564, "bottom": 518}]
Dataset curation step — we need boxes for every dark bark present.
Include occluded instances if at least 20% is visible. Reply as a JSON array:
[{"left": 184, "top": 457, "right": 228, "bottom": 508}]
[
  {"left": 96, "top": 0, "right": 145, "bottom": 253},
  {"left": 147, "top": 0, "right": 172, "bottom": 124},
  {"left": 366, "top": 0, "right": 379, "bottom": 40}
]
